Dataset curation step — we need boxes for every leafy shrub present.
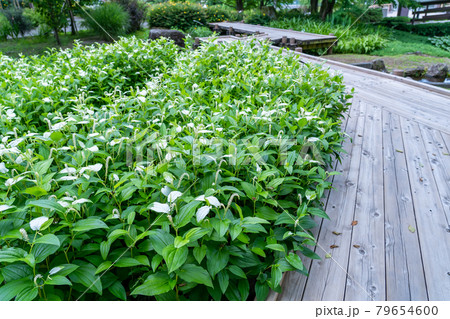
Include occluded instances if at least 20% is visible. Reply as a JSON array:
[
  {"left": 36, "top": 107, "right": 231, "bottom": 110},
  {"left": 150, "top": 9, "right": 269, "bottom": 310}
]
[
  {"left": 82, "top": 2, "right": 130, "bottom": 41},
  {"left": 244, "top": 10, "right": 273, "bottom": 25},
  {"left": 2, "top": 8, "right": 34, "bottom": 38},
  {"left": 113, "top": 0, "right": 148, "bottom": 33},
  {"left": 330, "top": 7, "right": 383, "bottom": 24},
  {"left": 148, "top": 2, "right": 208, "bottom": 31},
  {"left": 187, "top": 26, "right": 213, "bottom": 38},
  {"left": 0, "top": 13, "right": 12, "bottom": 41},
  {"left": 270, "top": 17, "right": 387, "bottom": 54},
  {"left": 429, "top": 36, "right": 450, "bottom": 52},
  {"left": 377, "top": 16, "right": 410, "bottom": 28},
  {"left": 0, "top": 38, "right": 350, "bottom": 300},
  {"left": 205, "top": 5, "right": 234, "bottom": 22},
  {"left": 404, "top": 22, "right": 450, "bottom": 37}
]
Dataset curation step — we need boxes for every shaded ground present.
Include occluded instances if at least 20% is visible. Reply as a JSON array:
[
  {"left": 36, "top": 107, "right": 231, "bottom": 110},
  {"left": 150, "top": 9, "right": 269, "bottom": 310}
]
[{"left": 325, "top": 53, "right": 450, "bottom": 72}]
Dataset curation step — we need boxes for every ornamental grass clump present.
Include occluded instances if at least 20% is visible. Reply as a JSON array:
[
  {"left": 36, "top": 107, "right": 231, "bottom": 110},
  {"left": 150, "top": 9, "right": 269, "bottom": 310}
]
[{"left": 0, "top": 38, "right": 351, "bottom": 301}]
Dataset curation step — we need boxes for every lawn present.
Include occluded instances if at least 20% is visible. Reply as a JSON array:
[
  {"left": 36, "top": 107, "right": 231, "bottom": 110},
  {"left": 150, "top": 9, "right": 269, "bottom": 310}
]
[{"left": 371, "top": 30, "right": 450, "bottom": 58}]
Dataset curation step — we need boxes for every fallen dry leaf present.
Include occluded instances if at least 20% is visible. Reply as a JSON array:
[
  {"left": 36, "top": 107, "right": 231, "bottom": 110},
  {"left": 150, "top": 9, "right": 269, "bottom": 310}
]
[
  {"left": 332, "top": 231, "right": 342, "bottom": 236},
  {"left": 325, "top": 253, "right": 332, "bottom": 259},
  {"left": 353, "top": 244, "right": 360, "bottom": 248},
  {"left": 408, "top": 225, "right": 416, "bottom": 233},
  {"left": 395, "top": 149, "right": 404, "bottom": 153},
  {"left": 351, "top": 220, "right": 358, "bottom": 226},
  {"left": 330, "top": 245, "right": 339, "bottom": 249}
]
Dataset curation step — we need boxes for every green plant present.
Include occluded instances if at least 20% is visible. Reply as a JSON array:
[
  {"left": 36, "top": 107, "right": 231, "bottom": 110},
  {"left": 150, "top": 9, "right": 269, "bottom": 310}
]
[
  {"left": 2, "top": 8, "right": 34, "bottom": 38},
  {"left": 205, "top": 5, "right": 234, "bottom": 22},
  {"left": 270, "top": 17, "right": 387, "bottom": 54},
  {"left": 187, "top": 26, "right": 214, "bottom": 38},
  {"left": 244, "top": 10, "right": 272, "bottom": 25},
  {"left": 376, "top": 16, "right": 410, "bottom": 28},
  {"left": 0, "top": 13, "right": 12, "bottom": 41},
  {"left": 148, "top": 2, "right": 208, "bottom": 31},
  {"left": 0, "top": 37, "right": 350, "bottom": 301},
  {"left": 82, "top": 2, "right": 130, "bottom": 41},
  {"left": 429, "top": 36, "right": 450, "bottom": 52}
]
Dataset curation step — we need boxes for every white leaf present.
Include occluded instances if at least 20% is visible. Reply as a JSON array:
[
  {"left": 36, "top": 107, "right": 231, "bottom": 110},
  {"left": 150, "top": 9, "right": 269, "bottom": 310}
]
[
  {"left": 0, "top": 204, "right": 13, "bottom": 212},
  {"left": 59, "top": 176, "right": 77, "bottom": 181},
  {"left": 206, "top": 196, "right": 221, "bottom": 208},
  {"left": 72, "top": 198, "right": 91, "bottom": 205},
  {"left": 149, "top": 202, "right": 170, "bottom": 214},
  {"left": 87, "top": 145, "right": 99, "bottom": 152},
  {"left": 0, "top": 162, "right": 9, "bottom": 173},
  {"left": 196, "top": 206, "right": 211, "bottom": 222},
  {"left": 30, "top": 216, "right": 49, "bottom": 231},
  {"left": 161, "top": 186, "right": 172, "bottom": 197},
  {"left": 49, "top": 267, "right": 63, "bottom": 275},
  {"left": 60, "top": 167, "right": 76, "bottom": 174},
  {"left": 167, "top": 191, "right": 182, "bottom": 203}
]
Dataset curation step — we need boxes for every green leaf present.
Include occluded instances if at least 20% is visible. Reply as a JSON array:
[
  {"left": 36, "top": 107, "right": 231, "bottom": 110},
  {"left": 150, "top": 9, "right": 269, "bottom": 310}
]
[
  {"left": 183, "top": 227, "right": 210, "bottom": 242},
  {"left": 206, "top": 247, "right": 229, "bottom": 278},
  {"left": 266, "top": 244, "right": 285, "bottom": 253},
  {"left": 238, "top": 279, "right": 250, "bottom": 300},
  {"left": 193, "top": 245, "right": 206, "bottom": 264},
  {"left": 0, "top": 278, "right": 33, "bottom": 301},
  {"left": 54, "top": 264, "right": 79, "bottom": 277},
  {"left": 45, "top": 275, "right": 72, "bottom": 286},
  {"left": 73, "top": 218, "right": 109, "bottom": 232},
  {"left": 230, "top": 224, "right": 242, "bottom": 240},
  {"left": 69, "top": 263, "right": 102, "bottom": 295},
  {"left": 31, "top": 243, "right": 59, "bottom": 263},
  {"left": 23, "top": 186, "right": 48, "bottom": 197},
  {"left": 217, "top": 271, "right": 229, "bottom": 294},
  {"left": 285, "top": 252, "right": 304, "bottom": 271},
  {"left": 34, "top": 158, "right": 53, "bottom": 176},
  {"left": 308, "top": 207, "right": 330, "bottom": 219},
  {"left": 174, "top": 236, "right": 189, "bottom": 248},
  {"left": 100, "top": 241, "right": 110, "bottom": 260},
  {"left": 108, "top": 281, "right": 127, "bottom": 300},
  {"left": 115, "top": 257, "right": 142, "bottom": 268},
  {"left": 149, "top": 229, "right": 174, "bottom": 255},
  {"left": 271, "top": 265, "right": 283, "bottom": 288},
  {"left": 95, "top": 261, "right": 112, "bottom": 275},
  {"left": 251, "top": 247, "right": 266, "bottom": 258},
  {"left": 256, "top": 206, "right": 279, "bottom": 220},
  {"left": 240, "top": 181, "right": 256, "bottom": 199},
  {"left": 35, "top": 234, "right": 60, "bottom": 247},
  {"left": 131, "top": 272, "right": 171, "bottom": 296},
  {"left": 228, "top": 265, "right": 247, "bottom": 279},
  {"left": 151, "top": 254, "right": 163, "bottom": 272},
  {"left": 255, "top": 281, "right": 270, "bottom": 301},
  {"left": 174, "top": 200, "right": 201, "bottom": 228},
  {"left": 0, "top": 248, "right": 27, "bottom": 263},
  {"left": 177, "top": 264, "right": 213, "bottom": 288},
  {"left": 162, "top": 245, "right": 188, "bottom": 273},
  {"left": 15, "top": 286, "right": 38, "bottom": 301},
  {"left": 0, "top": 263, "right": 33, "bottom": 282},
  {"left": 28, "top": 199, "right": 65, "bottom": 213}
]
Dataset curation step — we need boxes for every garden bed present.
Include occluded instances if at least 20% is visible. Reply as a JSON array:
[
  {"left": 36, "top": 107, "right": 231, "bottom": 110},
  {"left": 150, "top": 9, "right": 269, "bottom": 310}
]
[{"left": 0, "top": 38, "right": 351, "bottom": 301}]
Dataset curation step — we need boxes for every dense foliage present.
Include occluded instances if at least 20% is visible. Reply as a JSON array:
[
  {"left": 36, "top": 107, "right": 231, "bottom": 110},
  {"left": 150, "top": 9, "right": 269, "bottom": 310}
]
[
  {"left": 378, "top": 19, "right": 450, "bottom": 38},
  {"left": 429, "top": 36, "right": 450, "bottom": 52},
  {"left": 0, "top": 37, "right": 350, "bottom": 301},
  {"left": 82, "top": 2, "right": 130, "bottom": 41},
  {"left": 0, "top": 13, "right": 12, "bottom": 41},
  {"left": 2, "top": 8, "right": 34, "bottom": 38},
  {"left": 270, "top": 17, "right": 387, "bottom": 54},
  {"left": 113, "top": 0, "right": 148, "bottom": 33},
  {"left": 147, "top": 2, "right": 235, "bottom": 31}
]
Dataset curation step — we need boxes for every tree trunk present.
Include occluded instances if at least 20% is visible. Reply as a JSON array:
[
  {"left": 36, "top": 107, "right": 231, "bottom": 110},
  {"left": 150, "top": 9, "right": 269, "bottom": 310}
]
[
  {"left": 319, "top": 0, "right": 336, "bottom": 20},
  {"left": 54, "top": 27, "right": 61, "bottom": 46},
  {"left": 236, "top": 0, "right": 244, "bottom": 11},
  {"left": 67, "top": 0, "right": 77, "bottom": 35},
  {"left": 260, "top": 0, "right": 264, "bottom": 10},
  {"left": 310, "top": 0, "right": 318, "bottom": 14}
]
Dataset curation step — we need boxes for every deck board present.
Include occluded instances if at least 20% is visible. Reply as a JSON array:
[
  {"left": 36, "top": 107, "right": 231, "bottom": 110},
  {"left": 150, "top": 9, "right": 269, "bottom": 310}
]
[{"left": 274, "top": 51, "right": 450, "bottom": 301}]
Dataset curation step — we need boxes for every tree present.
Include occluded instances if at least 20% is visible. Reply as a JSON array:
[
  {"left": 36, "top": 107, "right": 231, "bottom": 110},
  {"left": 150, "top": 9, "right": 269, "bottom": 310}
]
[{"left": 32, "top": 0, "right": 66, "bottom": 45}]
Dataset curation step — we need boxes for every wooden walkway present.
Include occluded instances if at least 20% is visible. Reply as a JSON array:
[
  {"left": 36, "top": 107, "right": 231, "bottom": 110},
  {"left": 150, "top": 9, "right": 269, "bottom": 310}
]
[
  {"left": 209, "top": 22, "right": 337, "bottom": 50},
  {"left": 272, "top": 53, "right": 450, "bottom": 301}
]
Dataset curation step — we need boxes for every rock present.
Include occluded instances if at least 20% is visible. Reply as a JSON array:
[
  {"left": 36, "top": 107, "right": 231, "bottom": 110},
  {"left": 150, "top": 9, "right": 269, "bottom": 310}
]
[
  {"left": 352, "top": 62, "right": 373, "bottom": 70},
  {"left": 149, "top": 29, "right": 186, "bottom": 48},
  {"left": 425, "top": 63, "right": 448, "bottom": 82},
  {"left": 371, "top": 59, "right": 387, "bottom": 72},
  {"left": 392, "top": 69, "right": 404, "bottom": 77},
  {"left": 403, "top": 66, "right": 426, "bottom": 79}
]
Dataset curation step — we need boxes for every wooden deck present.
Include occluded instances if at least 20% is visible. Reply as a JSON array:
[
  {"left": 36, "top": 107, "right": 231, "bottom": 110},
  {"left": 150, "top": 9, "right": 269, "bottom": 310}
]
[
  {"left": 208, "top": 22, "right": 337, "bottom": 50},
  {"left": 272, "top": 52, "right": 450, "bottom": 301}
]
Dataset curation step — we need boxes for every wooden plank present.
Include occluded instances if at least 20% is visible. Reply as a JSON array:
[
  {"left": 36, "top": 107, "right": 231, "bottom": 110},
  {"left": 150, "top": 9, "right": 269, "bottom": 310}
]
[
  {"left": 382, "top": 111, "right": 428, "bottom": 301},
  {"left": 345, "top": 102, "right": 385, "bottom": 301},
  {"left": 277, "top": 103, "right": 358, "bottom": 300},
  {"left": 419, "top": 124, "right": 450, "bottom": 222},
  {"left": 400, "top": 117, "right": 450, "bottom": 300},
  {"left": 299, "top": 101, "right": 365, "bottom": 300}
]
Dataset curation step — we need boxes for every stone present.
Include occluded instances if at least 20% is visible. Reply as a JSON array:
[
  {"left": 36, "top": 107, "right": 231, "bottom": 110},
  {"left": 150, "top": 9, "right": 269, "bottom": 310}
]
[
  {"left": 371, "top": 59, "right": 387, "bottom": 72},
  {"left": 352, "top": 62, "right": 373, "bottom": 70},
  {"left": 425, "top": 63, "right": 448, "bottom": 82},
  {"left": 392, "top": 69, "right": 404, "bottom": 77},
  {"left": 149, "top": 29, "right": 186, "bottom": 48},
  {"left": 403, "top": 66, "right": 426, "bottom": 79}
]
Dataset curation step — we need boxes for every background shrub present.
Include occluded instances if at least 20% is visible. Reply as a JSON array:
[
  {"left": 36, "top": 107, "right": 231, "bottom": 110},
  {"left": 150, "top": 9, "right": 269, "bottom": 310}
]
[
  {"left": 244, "top": 10, "right": 273, "bottom": 25},
  {"left": 2, "top": 8, "right": 34, "bottom": 38},
  {"left": 270, "top": 17, "right": 387, "bottom": 54},
  {"left": 0, "top": 13, "right": 12, "bottom": 41},
  {"left": 0, "top": 38, "right": 350, "bottom": 301},
  {"left": 187, "top": 25, "right": 214, "bottom": 38},
  {"left": 82, "top": 2, "right": 130, "bottom": 41},
  {"left": 148, "top": 2, "right": 208, "bottom": 31},
  {"left": 205, "top": 5, "right": 234, "bottom": 22},
  {"left": 377, "top": 16, "right": 410, "bottom": 28},
  {"left": 429, "top": 36, "right": 450, "bottom": 52},
  {"left": 113, "top": 0, "right": 148, "bottom": 33}
]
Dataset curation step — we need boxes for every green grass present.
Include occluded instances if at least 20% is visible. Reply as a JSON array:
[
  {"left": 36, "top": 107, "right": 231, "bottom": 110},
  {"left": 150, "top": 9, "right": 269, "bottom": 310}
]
[
  {"left": 371, "top": 30, "right": 450, "bottom": 58},
  {"left": 0, "top": 29, "right": 150, "bottom": 58}
]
